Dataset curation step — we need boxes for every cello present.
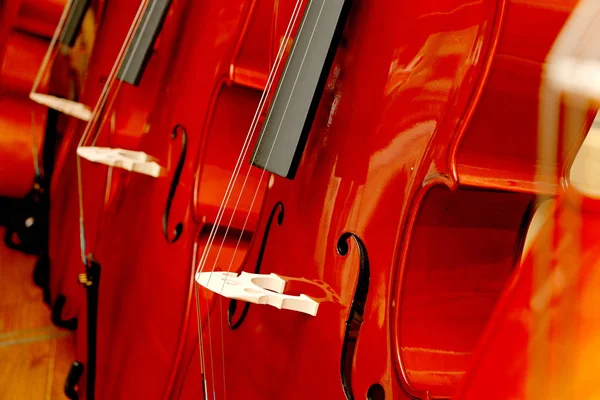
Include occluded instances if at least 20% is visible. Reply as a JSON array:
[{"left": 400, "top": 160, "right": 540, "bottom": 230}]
[
  {"left": 74, "top": 1, "right": 298, "bottom": 398},
  {"left": 0, "top": 0, "right": 68, "bottom": 254},
  {"left": 54, "top": 0, "right": 266, "bottom": 397},
  {"left": 182, "top": 0, "right": 596, "bottom": 399},
  {"left": 20, "top": 0, "right": 191, "bottom": 397}
]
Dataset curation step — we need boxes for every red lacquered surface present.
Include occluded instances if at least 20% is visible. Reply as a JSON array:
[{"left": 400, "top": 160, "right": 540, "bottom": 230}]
[
  {"left": 48, "top": 0, "right": 187, "bottom": 318},
  {"left": 397, "top": 187, "right": 533, "bottom": 396},
  {"left": 456, "top": 190, "right": 600, "bottom": 399},
  {"left": 0, "top": 97, "right": 46, "bottom": 198},
  {"left": 0, "top": 32, "right": 50, "bottom": 199},
  {"left": 0, "top": 0, "right": 70, "bottom": 199},
  {"left": 0, "top": 0, "right": 66, "bottom": 56},
  {"left": 48, "top": 0, "right": 146, "bottom": 318},
  {"left": 16, "top": 0, "right": 593, "bottom": 399},
  {"left": 456, "top": 0, "right": 582, "bottom": 194},
  {"left": 393, "top": 1, "right": 593, "bottom": 398},
  {"left": 0, "top": 34, "right": 48, "bottom": 198},
  {"left": 181, "top": 1, "right": 595, "bottom": 399},
  {"left": 87, "top": 2, "right": 296, "bottom": 398},
  {"left": 17, "top": 0, "right": 66, "bottom": 38},
  {"left": 0, "top": 31, "right": 49, "bottom": 97},
  {"left": 48, "top": 0, "right": 194, "bottom": 393}
]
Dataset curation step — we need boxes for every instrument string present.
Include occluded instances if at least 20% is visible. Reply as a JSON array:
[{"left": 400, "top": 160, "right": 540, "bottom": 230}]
[
  {"left": 90, "top": 0, "right": 162, "bottom": 147},
  {"left": 211, "top": 3, "right": 325, "bottom": 395},
  {"left": 215, "top": 0, "right": 308, "bottom": 387},
  {"left": 193, "top": 281, "right": 209, "bottom": 400},
  {"left": 195, "top": 3, "right": 304, "bottom": 392},
  {"left": 28, "top": 0, "right": 75, "bottom": 189},
  {"left": 213, "top": 0, "right": 323, "bottom": 282},
  {"left": 193, "top": 0, "right": 303, "bottom": 292}
]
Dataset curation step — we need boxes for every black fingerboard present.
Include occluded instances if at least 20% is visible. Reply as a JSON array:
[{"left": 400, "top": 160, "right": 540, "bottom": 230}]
[
  {"left": 117, "top": 0, "right": 172, "bottom": 86},
  {"left": 251, "top": 0, "right": 352, "bottom": 179},
  {"left": 59, "top": 0, "right": 91, "bottom": 47}
]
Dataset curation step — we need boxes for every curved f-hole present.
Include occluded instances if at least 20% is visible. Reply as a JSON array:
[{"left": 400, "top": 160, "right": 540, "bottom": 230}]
[
  {"left": 337, "top": 232, "right": 370, "bottom": 400},
  {"left": 228, "top": 202, "right": 284, "bottom": 329},
  {"left": 163, "top": 124, "right": 187, "bottom": 243},
  {"left": 367, "top": 384, "right": 385, "bottom": 400}
]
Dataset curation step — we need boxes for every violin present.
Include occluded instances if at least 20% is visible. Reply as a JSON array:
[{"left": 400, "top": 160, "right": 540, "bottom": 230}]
[{"left": 177, "top": 0, "right": 595, "bottom": 399}]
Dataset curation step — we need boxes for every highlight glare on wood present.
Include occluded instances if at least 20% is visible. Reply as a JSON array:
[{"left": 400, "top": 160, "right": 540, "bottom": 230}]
[
  {"left": 77, "top": 146, "right": 164, "bottom": 177},
  {"left": 196, "top": 271, "right": 320, "bottom": 316}
]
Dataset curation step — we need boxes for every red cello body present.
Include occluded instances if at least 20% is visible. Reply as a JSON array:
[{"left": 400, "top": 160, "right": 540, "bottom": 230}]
[
  {"left": 392, "top": 1, "right": 596, "bottom": 396},
  {"left": 454, "top": 0, "right": 600, "bottom": 395},
  {"left": 47, "top": 4, "right": 211, "bottom": 398},
  {"left": 48, "top": 0, "right": 174, "bottom": 327},
  {"left": 84, "top": 1, "right": 299, "bottom": 398},
  {"left": 48, "top": 0, "right": 148, "bottom": 323},
  {"left": 0, "top": 0, "right": 587, "bottom": 398},
  {"left": 455, "top": 189, "right": 600, "bottom": 399},
  {"left": 43, "top": 4, "right": 192, "bottom": 399},
  {"left": 0, "top": 0, "right": 65, "bottom": 199},
  {"left": 180, "top": 0, "right": 595, "bottom": 399}
]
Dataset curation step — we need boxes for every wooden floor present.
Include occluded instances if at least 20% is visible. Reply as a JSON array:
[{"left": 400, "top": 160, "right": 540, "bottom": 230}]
[{"left": 0, "top": 227, "right": 75, "bottom": 400}]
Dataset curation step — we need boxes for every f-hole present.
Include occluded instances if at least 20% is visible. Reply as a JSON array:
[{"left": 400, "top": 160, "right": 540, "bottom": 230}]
[
  {"left": 163, "top": 124, "right": 187, "bottom": 243},
  {"left": 228, "top": 202, "right": 284, "bottom": 329},
  {"left": 337, "top": 232, "right": 372, "bottom": 400},
  {"left": 367, "top": 384, "right": 385, "bottom": 400}
]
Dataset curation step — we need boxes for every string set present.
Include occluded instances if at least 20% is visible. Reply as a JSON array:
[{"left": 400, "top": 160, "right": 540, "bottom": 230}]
[
  {"left": 74, "top": 0, "right": 155, "bottom": 263},
  {"left": 192, "top": 0, "right": 326, "bottom": 398}
]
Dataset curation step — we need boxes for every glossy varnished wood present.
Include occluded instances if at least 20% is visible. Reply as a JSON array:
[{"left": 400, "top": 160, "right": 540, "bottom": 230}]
[{"left": 0, "top": 227, "right": 74, "bottom": 399}]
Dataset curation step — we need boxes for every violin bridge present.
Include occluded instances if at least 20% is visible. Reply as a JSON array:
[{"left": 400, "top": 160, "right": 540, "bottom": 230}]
[
  {"left": 195, "top": 271, "right": 319, "bottom": 316},
  {"left": 77, "top": 147, "right": 164, "bottom": 177},
  {"left": 30, "top": 93, "right": 92, "bottom": 121}
]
